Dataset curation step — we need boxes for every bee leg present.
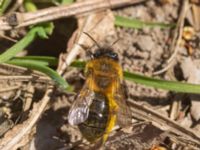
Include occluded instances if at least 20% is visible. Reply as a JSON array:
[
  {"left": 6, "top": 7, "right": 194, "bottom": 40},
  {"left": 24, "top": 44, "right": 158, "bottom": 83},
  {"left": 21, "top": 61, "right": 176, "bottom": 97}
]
[
  {"left": 102, "top": 95, "right": 118, "bottom": 144},
  {"left": 102, "top": 112, "right": 117, "bottom": 143}
]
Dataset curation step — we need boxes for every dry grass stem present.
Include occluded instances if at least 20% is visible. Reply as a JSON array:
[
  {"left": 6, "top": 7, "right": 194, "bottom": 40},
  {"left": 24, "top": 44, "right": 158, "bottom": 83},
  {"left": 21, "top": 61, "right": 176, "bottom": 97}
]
[
  {"left": 0, "top": 86, "right": 53, "bottom": 150},
  {"left": 153, "top": 0, "right": 190, "bottom": 75},
  {"left": 0, "top": 0, "right": 146, "bottom": 31},
  {"left": 128, "top": 100, "right": 200, "bottom": 149},
  {"left": 0, "top": 85, "right": 21, "bottom": 93}
]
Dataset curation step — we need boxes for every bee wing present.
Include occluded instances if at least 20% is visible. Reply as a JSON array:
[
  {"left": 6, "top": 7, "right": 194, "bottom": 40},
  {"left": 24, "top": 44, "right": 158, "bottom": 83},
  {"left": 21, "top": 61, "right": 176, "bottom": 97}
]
[
  {"left": 114, "top": 81, "right": 132, "bottom": 127},
  {"left": 68, "top": 83, "right": 95, "bottom": 125}
]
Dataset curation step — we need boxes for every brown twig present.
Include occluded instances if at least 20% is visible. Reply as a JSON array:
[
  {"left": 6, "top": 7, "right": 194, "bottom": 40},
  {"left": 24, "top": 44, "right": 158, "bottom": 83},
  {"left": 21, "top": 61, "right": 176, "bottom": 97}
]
[
  {"left": 7, "top": 0, "right": 24, "bottom": 14},
  {"left": 0, "top": 85, "right": 53, "bottom": 150},
  {"left": 153, "top": 0, "right": 190, "bottom": 75},
  {"left": 0, "top": 33, "right": 17, "bottom": 42},
  {"left": 0, "top": 75, "right": 51, "bottom": 83},
  {"left": 0, "top": 0, "right": 146, "bottom": 31},
  {"left": 0, "top": 85, "right": 21, "bottom": 93},
  {"left": 0, "top": 63, "right": 45, "bottom": 76},
  {"left": 128, "top": 100, "right": 200, "bottom": 149},
  {"left": 0, "top": 63, "right": 53, "bottom": 84},
  {"left": 21, "top": 82, "right": 34, "bottom": 121}
]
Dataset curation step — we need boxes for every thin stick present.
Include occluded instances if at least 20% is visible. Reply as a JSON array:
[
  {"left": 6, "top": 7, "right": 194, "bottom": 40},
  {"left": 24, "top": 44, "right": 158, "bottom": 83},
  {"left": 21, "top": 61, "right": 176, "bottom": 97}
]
[
  {"left": 7, "top": 0, "right": 24, "bottom": 14},
  {"left": 0, "top": 86, "right": 53, "bottom": 150},
  {"left": 128, "top": 100, "right": 200, "bottom": 148},
  {"left": 0, "top": 85, "right": 21, "bottom": 93},
  {"left": 0, "top": 75, "right": 53, "bottom": 84},
  {"left": 0, "top": 33, "right": 17, "bottom": 42},
  {"left": 153, "top": 0, "right": 189, "bottom": 75},
  {"left": 83, "top": 31, "right": 101, "bottom": 49},
  {"left": 0, "top": 0, "right": 146, "bottom": 31}
]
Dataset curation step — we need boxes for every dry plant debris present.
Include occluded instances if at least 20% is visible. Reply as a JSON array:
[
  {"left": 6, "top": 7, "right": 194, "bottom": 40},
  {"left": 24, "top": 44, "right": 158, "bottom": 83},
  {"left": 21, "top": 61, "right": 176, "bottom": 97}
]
[
  {"left": 57, "top": 9, "right": 115, "bottom": 75},
  {"left": 0, "top": 0, "right": 200, "bottom": 150},
  {"left": 0, "top": 0, "right": 146, "bottom": 31}
]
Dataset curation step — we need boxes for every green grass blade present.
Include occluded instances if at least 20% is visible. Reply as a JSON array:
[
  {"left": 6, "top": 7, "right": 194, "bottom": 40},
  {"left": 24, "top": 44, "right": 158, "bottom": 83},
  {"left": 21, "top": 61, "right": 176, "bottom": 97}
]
[
  {"left": 51, "top": 0, "right": 74, "bottom": 5},
  {"left": 0, "top": 27, "right": 48, "bottom": 63},
  {"left": 0, "top": 29, "right": 36, "bottom": 63},
  {"left": 71, "top": 60, "right": 200, "bottom": 94},
  {"left": 7, "top": 59, "right": 72, "bottom": 91},
  {"left": 0, "top": 1, "right": 54, "bottom": 63},
  {"left": 0, "top": 0, "right": 11, "bottom": 15},
  {"left": 24, "top": 0, "right": 55, "bottom": 36},
  {"left": 24, "top": 0, "right": 37, "bottom": 12},
  {"left": 115, "top": 15, "right": 176, "bottom": 29},
  {"left": 12, "top": 56, "right": 58, "bottom": 66},
  {"left": 71, "top": 60, "right": 86, "bottom": 68},
  {"left": 60, "top": 0, "right": 74, "bottom": 4},
  {"left": 124, "top": 71, "right": 200, "bottom": 94}
]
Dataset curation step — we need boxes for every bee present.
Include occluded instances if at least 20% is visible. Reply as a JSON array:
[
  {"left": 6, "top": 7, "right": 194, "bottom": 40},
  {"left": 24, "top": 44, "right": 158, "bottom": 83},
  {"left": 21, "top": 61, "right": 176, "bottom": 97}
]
[{"left": 68, "top": 48, "right": 131, "bottom": 144}]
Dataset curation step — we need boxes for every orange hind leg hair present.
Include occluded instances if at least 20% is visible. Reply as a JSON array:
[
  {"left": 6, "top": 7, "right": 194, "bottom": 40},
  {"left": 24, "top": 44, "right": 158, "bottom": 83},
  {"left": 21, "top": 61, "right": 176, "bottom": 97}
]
[{"left": 102, "top": 93, "right": 118, "bottom": 144}]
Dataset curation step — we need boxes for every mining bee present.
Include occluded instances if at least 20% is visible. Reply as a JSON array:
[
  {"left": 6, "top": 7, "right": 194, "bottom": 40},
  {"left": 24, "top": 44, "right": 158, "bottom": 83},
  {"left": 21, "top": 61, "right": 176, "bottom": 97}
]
[{"left": 68, "top": 47, "right": 131, "bottom": 144}]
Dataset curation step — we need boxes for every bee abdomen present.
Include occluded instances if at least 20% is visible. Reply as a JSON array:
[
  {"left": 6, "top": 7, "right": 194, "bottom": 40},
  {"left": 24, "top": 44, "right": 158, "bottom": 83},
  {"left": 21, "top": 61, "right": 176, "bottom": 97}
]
[{"left": 78, "top": 92, "right": 109, "bottom": 142}]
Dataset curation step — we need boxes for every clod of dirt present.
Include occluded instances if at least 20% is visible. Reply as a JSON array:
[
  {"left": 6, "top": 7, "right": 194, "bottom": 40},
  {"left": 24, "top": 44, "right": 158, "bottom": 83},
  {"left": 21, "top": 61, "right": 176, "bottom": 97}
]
[
  {"left": 181, "top": 57, "right": 200, "bottom": 121},
  {"left": 136, "top": 35, "right": 155, "bottom": 52}
]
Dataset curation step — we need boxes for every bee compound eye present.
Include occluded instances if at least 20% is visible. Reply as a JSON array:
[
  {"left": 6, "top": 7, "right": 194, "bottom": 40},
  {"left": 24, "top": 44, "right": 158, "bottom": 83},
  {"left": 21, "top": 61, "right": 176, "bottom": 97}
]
[
  {"left": 109, "top": 52, "right": 118, "bottom": 60},
  {"left": 93, "top": 50, "right": 101, "bottom": 58}
]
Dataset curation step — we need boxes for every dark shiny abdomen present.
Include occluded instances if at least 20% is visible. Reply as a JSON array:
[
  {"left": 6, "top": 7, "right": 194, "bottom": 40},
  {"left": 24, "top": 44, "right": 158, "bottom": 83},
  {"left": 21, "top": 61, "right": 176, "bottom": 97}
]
[{"left": 78, "top": 92, "right": 109, "bottom": 142}]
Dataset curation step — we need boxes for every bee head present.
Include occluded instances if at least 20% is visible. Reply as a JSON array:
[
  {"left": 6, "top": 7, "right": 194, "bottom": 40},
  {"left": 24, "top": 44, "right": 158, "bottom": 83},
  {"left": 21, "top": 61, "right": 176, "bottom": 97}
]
[{"left": 92, "top": 48, "right": 119, "bottom": 61}]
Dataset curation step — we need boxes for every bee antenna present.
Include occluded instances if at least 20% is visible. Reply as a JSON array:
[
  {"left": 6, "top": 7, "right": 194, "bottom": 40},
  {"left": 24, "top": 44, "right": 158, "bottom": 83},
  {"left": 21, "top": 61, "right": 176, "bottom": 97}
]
[
  {"left": 83, "top": 32, "right": 101, "bottom": 49},
  {"left": 86, "top": 50, "right": 94, "bottom": 59},
  {"left": 110, "top": 37, "right": 121, "bottom": 47}
]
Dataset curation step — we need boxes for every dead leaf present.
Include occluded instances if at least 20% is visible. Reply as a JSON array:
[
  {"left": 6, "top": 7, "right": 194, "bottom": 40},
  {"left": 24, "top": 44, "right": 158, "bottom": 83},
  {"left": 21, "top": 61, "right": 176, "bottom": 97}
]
[{"left": 57, "top": 10, "right": 115, "bottom": 74}]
